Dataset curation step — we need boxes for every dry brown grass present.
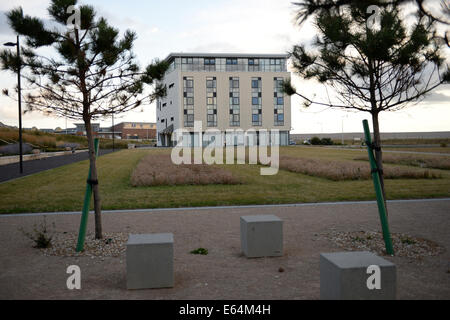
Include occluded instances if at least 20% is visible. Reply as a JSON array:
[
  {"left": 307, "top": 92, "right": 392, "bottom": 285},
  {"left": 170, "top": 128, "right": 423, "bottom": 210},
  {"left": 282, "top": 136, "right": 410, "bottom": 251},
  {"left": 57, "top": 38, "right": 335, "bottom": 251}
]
[
  {"left": 354, "top": 154, "right": 450, "bottom": 170},
  {"left": 0, "top": 128, "right": 89, "bottom": 150},
  {"left": 0, "top": 129, "right": 56, "bottom": 148},
  {"left": 279, "top": 156, "right": 441, "bottom": 181},
  {"left": 131, "top": 154, "right": 242, "bottom": 187}
]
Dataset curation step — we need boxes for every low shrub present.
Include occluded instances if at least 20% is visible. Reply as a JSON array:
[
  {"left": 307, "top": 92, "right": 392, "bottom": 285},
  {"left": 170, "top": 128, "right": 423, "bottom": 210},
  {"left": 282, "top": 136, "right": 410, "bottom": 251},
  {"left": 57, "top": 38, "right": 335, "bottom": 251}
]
[
  {"left": 279, "top": 156, "right": 441, "bottom": 181},
  {"left": 320, "top": 138, "right": 334, "bottom": 145},
  {"left": 354, "top": 154, "right": 450, "bottom": 170},
  {"left": 99, "top": 140, "right": 129, "bottom": 149},
  {"left": 310, "top": 137, "right": 334, "bottom": 146},
  {"left": 310, "top": 137, "right": 322, "bottom": 145},
  {"left": 131, "top": 154, "right": 242, "bottom": 186}
]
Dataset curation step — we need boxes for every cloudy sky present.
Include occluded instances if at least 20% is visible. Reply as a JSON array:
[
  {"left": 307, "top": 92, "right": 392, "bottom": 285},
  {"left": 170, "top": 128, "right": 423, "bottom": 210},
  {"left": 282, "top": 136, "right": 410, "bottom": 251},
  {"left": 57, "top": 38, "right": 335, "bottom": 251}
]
[{"left": 0, "top": 0, "right": 448, "bottom": 133}]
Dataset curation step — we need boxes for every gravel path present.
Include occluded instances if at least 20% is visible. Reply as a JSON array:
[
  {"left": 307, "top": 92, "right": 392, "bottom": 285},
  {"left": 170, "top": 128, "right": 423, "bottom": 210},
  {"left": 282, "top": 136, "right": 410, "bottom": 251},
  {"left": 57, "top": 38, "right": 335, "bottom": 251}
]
[
  {"left": 0, "top": 149, "right": 115, "bottom": 183},
  {"left": 0, "top": 199, "right": 449, "bottom": 300}
]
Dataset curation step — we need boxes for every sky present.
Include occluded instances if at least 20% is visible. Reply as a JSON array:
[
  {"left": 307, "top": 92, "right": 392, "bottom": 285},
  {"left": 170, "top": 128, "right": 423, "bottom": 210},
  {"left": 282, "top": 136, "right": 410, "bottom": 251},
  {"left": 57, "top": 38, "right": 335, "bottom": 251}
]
[{"left": 0, "top": 0, "right": 449, "bottom": 133}]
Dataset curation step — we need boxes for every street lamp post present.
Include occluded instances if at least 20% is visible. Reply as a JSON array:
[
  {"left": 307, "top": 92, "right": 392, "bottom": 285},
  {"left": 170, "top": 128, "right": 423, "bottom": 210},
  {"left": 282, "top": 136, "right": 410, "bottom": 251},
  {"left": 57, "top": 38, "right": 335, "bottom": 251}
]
[
  {"left": 4, "top": 35, "right": 23, "bottom": 174},
  {"left": 112, "top": 113, "right": 115, "bottom": 152},
  {"left": 341, "top": 114, "right": 349, "bottom": 146}
]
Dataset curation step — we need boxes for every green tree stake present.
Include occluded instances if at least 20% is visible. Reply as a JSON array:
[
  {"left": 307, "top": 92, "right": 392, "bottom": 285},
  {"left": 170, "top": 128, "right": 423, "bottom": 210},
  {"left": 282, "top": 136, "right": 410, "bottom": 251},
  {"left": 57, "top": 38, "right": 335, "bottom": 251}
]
[
  {"left": 76, "top": 138, "right": 100, "bottom": 252},
  {"left": 363, "top": 120, "right": 394, "bottom": 256}
]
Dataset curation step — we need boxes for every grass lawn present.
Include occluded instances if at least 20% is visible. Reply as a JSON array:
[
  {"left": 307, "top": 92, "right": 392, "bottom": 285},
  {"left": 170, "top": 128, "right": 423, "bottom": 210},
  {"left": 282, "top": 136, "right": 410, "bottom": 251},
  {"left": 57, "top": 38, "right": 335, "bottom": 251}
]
[{"left": 0, "top": 146, "right": 449, "bottom": 214}]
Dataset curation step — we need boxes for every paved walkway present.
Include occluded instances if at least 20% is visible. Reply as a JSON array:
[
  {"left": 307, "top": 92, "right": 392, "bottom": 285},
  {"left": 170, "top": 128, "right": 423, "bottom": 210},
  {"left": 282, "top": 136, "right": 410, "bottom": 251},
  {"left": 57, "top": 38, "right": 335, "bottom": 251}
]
[
  {"left": 0, "top": 149, "right": 115, "bottom": 183},
  {"left": 0, "top": 199, "right": 448, "bottom": 299}
]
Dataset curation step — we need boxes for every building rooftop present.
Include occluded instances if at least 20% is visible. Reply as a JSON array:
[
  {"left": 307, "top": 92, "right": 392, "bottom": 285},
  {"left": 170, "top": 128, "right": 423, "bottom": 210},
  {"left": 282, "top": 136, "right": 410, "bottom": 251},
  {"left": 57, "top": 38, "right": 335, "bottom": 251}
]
[
  {"left": 114, "top": 122, "right": 156, "bottom": 125},
  {"left": 165, "top": 52, "right": 289, "bottom": 62}
]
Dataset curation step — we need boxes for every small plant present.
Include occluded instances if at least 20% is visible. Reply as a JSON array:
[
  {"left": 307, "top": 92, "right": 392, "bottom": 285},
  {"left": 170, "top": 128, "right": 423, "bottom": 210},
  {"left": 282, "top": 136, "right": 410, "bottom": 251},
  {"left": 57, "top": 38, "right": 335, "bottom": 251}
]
[
  {"left": 401, "top": 237, "right": 417, "bottom": 245},
  {"left": 351, "top": 236, "right": 365, "bottom": 243},
  {"left": 20, "top": 216, "right": 55, "bottom": 249},
  {"left": 441, "top": 143, "right": 447, "bottom": 148},
  {"left": 190, "top": 248, "right": 208, "bottom": 255}
]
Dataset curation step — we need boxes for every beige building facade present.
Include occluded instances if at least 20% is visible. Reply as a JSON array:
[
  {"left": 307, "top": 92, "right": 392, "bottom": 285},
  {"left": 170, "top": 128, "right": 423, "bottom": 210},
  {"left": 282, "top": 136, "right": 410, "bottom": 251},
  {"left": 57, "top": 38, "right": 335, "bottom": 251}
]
[{"left": 157, "top": 53, "right": 291, "bottom": 147}]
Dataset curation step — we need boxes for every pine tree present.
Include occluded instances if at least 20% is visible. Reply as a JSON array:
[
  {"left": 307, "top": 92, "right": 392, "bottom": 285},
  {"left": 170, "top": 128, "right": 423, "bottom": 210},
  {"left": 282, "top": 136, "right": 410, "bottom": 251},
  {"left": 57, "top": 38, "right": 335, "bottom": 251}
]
[
  {"left": 1, "top": 0, "right": 169, "bottom": 239},
  {"left": 284, "top": 3, "right": 449, "bottom": 203},
  {"left": 294, "top": 0, "right": 449, "bottom": 45}
]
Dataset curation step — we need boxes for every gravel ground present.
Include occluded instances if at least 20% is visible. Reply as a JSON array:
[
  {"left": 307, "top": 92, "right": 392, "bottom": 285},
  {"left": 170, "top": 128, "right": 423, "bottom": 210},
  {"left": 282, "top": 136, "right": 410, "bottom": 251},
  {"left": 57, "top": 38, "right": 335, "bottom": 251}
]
[
  {"left": 0, "top": 149, "right": 115, "bottom": 183},
  {"left": 324, "top": 231, "right": 445, "bottom": 260},
  {"left": 41, "top": 232, "right": 128, "bottom": 258},
  {"left": 0, "top": 199, "right": 449, "bottom": 300}
]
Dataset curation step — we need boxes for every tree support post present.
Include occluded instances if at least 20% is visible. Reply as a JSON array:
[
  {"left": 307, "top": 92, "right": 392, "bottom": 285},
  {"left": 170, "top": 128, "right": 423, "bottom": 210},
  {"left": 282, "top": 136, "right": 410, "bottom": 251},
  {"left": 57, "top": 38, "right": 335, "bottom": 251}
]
[
  {"left": 76, "top": 138, "right": 100, "bottom": 252},
  {"left": 363, "top": 120, "right": 394, "bottom": 256}
]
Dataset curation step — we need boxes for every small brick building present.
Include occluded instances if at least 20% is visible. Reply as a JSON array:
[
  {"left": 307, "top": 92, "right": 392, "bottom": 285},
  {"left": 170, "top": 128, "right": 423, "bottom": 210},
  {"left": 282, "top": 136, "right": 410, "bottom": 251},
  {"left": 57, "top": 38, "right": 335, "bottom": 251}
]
[{"left": 111, "top": 122, "right": 156, "bottom": 140}]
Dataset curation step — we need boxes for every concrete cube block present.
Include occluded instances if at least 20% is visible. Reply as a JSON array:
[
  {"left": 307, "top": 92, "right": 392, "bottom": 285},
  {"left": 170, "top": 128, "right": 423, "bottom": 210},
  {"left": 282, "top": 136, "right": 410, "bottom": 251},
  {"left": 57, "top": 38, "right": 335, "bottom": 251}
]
[
  {"left": 320, "top": 251, "right": 396, "bottom": 300},
  {"left": 240, "top": 215, "right": 283, "bottom": 258},
  {"left": 126, "top": 233, "right": 174, "bottom": 290}
]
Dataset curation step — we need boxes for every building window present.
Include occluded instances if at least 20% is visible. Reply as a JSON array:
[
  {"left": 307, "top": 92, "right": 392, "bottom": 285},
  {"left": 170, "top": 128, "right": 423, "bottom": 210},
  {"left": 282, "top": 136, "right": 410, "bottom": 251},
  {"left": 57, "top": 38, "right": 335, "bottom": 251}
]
[
  {"left": 229, "top": 77, "right": 240, "bottom": 127},
  {"left": 226, "top": 58, "right": 241, "bottom": 72},
  {"left": 171, "top": 56, "right": 287, "bottom": 73},
  {"left": 206, "top": 77, "right": 217, "bottom": 127},
  {"left": 181, "top": 57, "right": 202, "bottom": 72},
  {"left": 251, "top": 77, "right": 262, "bottom": 126},
  {"left": 182, "top": 57, "right": 193, "bottom": 64},
  {"left": 274, "top": 77, "right": 285, "bottom": 126},
  {"left": 248, "top": 59, "right": 260, "bottom": 72},
  {"left": 183, "top": 76, "right": 194, "bottom": 127},
  {"left": 204, "top": 58, "right": 216, "bottom": 71}
]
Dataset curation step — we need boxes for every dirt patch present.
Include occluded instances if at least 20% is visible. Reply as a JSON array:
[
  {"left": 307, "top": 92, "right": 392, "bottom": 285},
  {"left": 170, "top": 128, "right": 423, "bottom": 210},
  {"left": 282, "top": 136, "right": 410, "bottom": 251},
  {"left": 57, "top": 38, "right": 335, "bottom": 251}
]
[{"left": 324, "top": 230, "right": 445, "bottom": 259}]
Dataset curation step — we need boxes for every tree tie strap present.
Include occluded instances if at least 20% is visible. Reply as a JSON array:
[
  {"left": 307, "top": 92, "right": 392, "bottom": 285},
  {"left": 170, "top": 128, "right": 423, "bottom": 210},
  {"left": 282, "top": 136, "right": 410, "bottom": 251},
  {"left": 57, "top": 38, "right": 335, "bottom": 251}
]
[
  {"left": 371, "top": 168, "right": 383, "bottom": 175},
  {"left": 366, "top": 141, "right": 382, "bottom": 152},
  {"left": 87, "top": 179, "right": 99, "bottom": 186}
]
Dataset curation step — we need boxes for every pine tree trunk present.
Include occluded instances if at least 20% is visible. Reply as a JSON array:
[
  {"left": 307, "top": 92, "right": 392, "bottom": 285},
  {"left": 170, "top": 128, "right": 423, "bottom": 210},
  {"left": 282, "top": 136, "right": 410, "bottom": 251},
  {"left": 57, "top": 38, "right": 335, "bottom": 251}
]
[
  {"left": 371, "top": 111, "right": 389, "bottom": 218},
  {"left": 84, "top": 117, "right": 103, "bottom": 239}
]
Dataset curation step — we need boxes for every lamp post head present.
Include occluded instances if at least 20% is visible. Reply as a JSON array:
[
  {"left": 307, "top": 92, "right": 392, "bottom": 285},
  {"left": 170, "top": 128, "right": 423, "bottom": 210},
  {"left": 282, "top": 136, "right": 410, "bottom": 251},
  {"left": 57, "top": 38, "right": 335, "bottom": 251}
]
[{"left": 3, "top": 42, "right": 17, "bottom": 47}]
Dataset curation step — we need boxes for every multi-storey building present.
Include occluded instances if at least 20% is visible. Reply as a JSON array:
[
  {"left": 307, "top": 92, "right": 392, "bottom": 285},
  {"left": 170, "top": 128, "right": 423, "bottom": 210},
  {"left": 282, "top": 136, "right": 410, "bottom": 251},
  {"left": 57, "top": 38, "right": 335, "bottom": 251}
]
[{"left": 156, "top": 53, "right": 291, "bottom": 147}]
